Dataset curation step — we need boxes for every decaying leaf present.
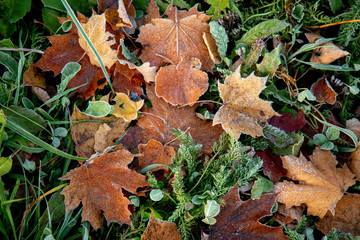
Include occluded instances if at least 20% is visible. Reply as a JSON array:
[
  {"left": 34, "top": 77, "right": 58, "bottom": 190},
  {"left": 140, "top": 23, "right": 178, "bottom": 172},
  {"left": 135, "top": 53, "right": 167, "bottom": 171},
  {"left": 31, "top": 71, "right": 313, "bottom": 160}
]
[
  {"left": 94, "top": 123, "right": 112, "bottom": 153},
  {"left": 112, "top": 61, "right": 144, "bottom": 95},
  {"left": 60, "top": 150, "right": 150, "bottom": 229},
  {"left": 137, "top": 5, "right": 214, "bottom": 72},
  {"left": 274, "top": 147, "right": 356, "bottom": 218},
  {"left": 23, "top": 63, "right": 46, "bottom": 89},
  {"left": 316, "top": 194, "right": 360, "bottom": 236},
  {"left": 255, "top": 149, "right": 287, "bottom": 183},
  {"left": 141, "top": 213, "right": 182, "bottom": 240},
  {"left": 346, "top": 118, "right": 360, "bottom": 139},
  {"left": 120, "top": 85, "right": 223, "bottom": 154},
  {"left": 209, "top": 185, "right": 287, "bottom": 239},
  {"left": 310, "top": 77, "right": 338, "bottom": 104},
  {"left": 138, "top": 140, "right": 175, "bottom": 172},
  {"left": 155, "top": 57, "right": 208, "bottom": 105},
  {"left": 118, "top": 59, "right": 156, "bottom": 83},
  {"left": 111, "top": 92, "right": 144, "bottom": 121},
  {"left": 213, "top": 66, "right": 278, "bottom": 138},
  {"left": 31, "top": 87, "right": 51, "bottom": 107},
  {"left": 348, "top": 142, "right": 360, "bottom": 180},
  {"left": 267, "top": 111, "right": 306, "bottom": 133},
  {"left": 71, "top": 105, "right": 129, "bottom": 158},
  {"left": 305, "top": 33, "right": 350, "bottom": 64},
  {"left": 78, "top": 14, "right": 117, "bottom": 68}
]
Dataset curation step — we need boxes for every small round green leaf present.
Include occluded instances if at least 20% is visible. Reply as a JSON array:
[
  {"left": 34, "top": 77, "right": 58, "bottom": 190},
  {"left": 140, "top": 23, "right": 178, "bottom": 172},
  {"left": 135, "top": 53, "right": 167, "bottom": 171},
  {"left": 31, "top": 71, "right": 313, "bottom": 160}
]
[
  {"left": 82, "top": 101, "right": 113, "bottom": 117},
  {"left": 22, "top": 97, "right": 34, "bottom": 109},
  {"left": 326, "top": 127, "right": 340, "bottom": 141},
  {"left": 51, "top": 137, "right": 60, "bottom": 148},
  {"left": 202, "top": 217, "right": 217, "bottom": 225},
  {"left": 150, "top": 189, "right": 164, "bottom": 201},
  {"left": 23, "top": 159, "right": 36, "bottom": 172},
  {"left": 204, "top": 200, "right": 220, "bottom": 218},
  {"left": 61, "top": 20, "right": 72, "bottom": 32},
  {"left": 0, "top": 157, "right": 12, "bottom": 177},
  {"left": 320, "top": 141, "right": 334, "bottom": 150},
  {"left": 313, "top": 134, "right": 328, "bottom": 145},
  {"left": 54, "top": 127, "right": 68, "bottom": 137},
  {"left": 129, "top": 196, "right": 140, "bottom": 207},
  {"left": 192, "top": 195, "right": 202, "bottom": 205}
]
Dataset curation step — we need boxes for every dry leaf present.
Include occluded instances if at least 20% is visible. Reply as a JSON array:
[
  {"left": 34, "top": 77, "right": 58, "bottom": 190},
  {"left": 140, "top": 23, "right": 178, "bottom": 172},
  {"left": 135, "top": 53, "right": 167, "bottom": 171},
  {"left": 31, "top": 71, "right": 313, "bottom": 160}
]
[
  {"left": 267, "top": 111, "right": 307, "bottom": 133},
  {"left": 23, "top": 63, "right": 46, "bottom": 88},
  {"left": 310, "top": 77, "right": 338, "bottom": 105},
  {"left": 203, "top": 32, "right": 221, "bottom": 64},
  {"left": 113, "top": 61, "right": 144, "bottom": 95},
  {"left": 255, "top": 149, "right": 287, "bottom": 183},
  {"left": 141, "top": 213, "right": 182, "bottom": 240},
  {"left": 137, "top": 5, "right": 214, "bottom": 72},
  {"left": 78, "top": 14, "right": 117, "bottom": 68},
  {"left": 213, "top": 67, "right": 278, "bottom": 138},
  {"left": 346, "top": 118, "right": 360, "bottom": 139},
  {"left": 31, "top": 87, "right": 51, "bottom": 107},
  {"left": 209, "top": 185, "right": 287, "bottom": 240},
  {"left": 71, "top": 105, "right": 129, "bottom": 158},
  {"left": 94, "top": 123, "right": 112, "bottom": 153},
  {"left": 305, "top": 33, "right": 350, "bottom": 64},
  {"left": 138, "top": 140, "right": 175, "bottom": 172},
  {"left": 348, "top": 142, "right": 360, "bottom": 180},
  {"left": 316, "top": 194, "right": 360, "bottom": 236},
  {"left": 155, "top": 57, "right": 208, "bottom": 105},
  {"left": 118, "top": 59, "right": 156, "bottom": 83},
  {"left": 120, "top": 85, "right": 223, "bottom": 154},
  {"left": 111, "top": 92, "right": 144, "bottom": 121},
  {"left": 274, "top": 147, "right": 356, "bottom": 218},
  {"left": 143, "top": 0, "right": 161, "bottom": 25},
  {"left": 60, "top": 150, "right": 150, "bottom": 229}
]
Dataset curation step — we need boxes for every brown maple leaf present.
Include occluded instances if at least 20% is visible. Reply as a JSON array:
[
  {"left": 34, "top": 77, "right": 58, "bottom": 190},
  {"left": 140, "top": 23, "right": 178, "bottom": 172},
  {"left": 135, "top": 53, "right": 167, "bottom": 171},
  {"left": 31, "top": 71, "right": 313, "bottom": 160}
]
[
  {"left": 143, "top": 0, "right": 161, "bottom": 25},
  {"left": 23, "top": 63, "right": 47, "bottom": 89},
  {"left": 213, "top": 67, "right": 278, "bottom": 138},
  {"left": 155, "top": 57, "right": 208, "bottom": 105},
  {"left": 138, "top": 140, "right": 175, "bottom": 172},
  {"left": 274, "top": 147, "right": 356, "bottom": 218},
  {"left": 71, "top": 105, "right": 129, "bottom": 158},
  {"left": 112, "top": 61, "right": 144, "bottom": 95},
  {"left": 137, "top": 5, "right": 214, "bottom": 72},
  {"left": 316, "top": 194, "right": 360, "bottom": 236},
  {"left": 209, "top": 185, "right": 287, "bottom": 240},
  {"left": 120, "top": 84, "right": 223, "bottom": 154},
  {"left": 310, "top": 77, "right": 338, "bottom": 105},
  {"left": 60, "top": 150, "right": 150, "bottom": 229},
  {"left": 141, "top": 213, "right": 182, "bottom": 240}
]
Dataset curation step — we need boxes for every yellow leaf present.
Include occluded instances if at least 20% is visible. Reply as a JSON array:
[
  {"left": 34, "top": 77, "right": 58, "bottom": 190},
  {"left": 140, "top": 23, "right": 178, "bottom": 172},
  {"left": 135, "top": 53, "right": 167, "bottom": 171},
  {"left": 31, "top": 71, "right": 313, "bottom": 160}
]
[
  {"left": 78, "top": 14, "right": 117, "bottom": 68},
  {"left": 275, "top": 147, "right": 356, "bottom": 218},
  {"left": 213, "top": 67, "right": 278, "bottom": 138},
  {"left": 111, "top": 93, "right": 144, "bottom": 121}
]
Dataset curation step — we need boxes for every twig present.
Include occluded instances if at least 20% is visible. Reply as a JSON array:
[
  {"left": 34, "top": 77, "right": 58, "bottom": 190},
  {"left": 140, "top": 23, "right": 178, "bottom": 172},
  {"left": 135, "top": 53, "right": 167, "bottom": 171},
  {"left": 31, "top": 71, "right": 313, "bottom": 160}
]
[{"left": 305, "top": 19, "right": 360, "bottom": 29}]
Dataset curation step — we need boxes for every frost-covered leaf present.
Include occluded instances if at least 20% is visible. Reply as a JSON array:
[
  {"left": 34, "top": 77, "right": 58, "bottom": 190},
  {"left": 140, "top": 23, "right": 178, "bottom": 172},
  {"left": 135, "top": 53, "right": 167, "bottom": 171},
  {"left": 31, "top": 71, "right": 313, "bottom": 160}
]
[{"left": 209, "top": 21, "right": 228, "bottom": 61}]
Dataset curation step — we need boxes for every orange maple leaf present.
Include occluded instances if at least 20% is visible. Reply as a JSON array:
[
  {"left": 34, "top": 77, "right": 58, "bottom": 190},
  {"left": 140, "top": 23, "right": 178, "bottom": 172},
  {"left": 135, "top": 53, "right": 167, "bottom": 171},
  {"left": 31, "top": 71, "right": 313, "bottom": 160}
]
[
  {"left": 141, "top": 213, "right": 182, "bottom": 240},
  {"left": 274, "top": 147, "right": 356, "bottom": 218},
  {"left": 60, "top": 150, "right": 150, "bottom": 229},
  {"left": 138, "top": 140, "right": 175, "bottom": 172},
  {"left": 155, "top": 57, "right": 208, "bottom": 105},
  {"left": 137, "top": 5, "right": 214, "bottom": 72}
]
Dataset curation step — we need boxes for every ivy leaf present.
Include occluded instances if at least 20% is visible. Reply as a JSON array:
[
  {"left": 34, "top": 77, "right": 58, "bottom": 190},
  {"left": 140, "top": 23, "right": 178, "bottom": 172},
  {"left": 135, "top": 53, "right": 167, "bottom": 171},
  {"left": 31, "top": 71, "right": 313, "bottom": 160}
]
[
  {"left": 209, "top": 21, "right": 228, "bottom": 61},
  {"left": 239, "top": 19, "right": 289, "bottom": 45}
]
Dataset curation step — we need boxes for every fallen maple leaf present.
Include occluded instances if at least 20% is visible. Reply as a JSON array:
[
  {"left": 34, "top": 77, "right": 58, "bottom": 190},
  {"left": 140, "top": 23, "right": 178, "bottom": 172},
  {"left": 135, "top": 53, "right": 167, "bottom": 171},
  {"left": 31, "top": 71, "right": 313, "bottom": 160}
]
[
  {"left": 213, "top": 67, "right": 278, "bottom": 138},
  {"left": 111, "top": 92, "right": 144, "bottom": 121},
  {"left": 155, "top": 57, "right": 208, "bottom": 105},
  {"left": 141, "top": 213, "right": 182, "bottom": 240},
  {"left": 60, "top": 150, "right": 150, "bottom": 229},
  {"left": 310, "top": 77, "right": 338, "bottom": 104},
  {"left": 255, "top": 149, "right": 287, "bottom": 183},
  {"left": 71, "top": 105, "right": 129, "bottom": 158},
  {"left": 316, "top": 194, "right": 360, "bottom": 236},
  {"left": 120, "top": 85, "right": 223, "bottom": 154},
  {"left": 267, "top": 111, "right": 307, "bottom": 133},
  {"left": 138, "top": 140, "right": 175, "bottom": 172},
  {"left": 34, "top": 15, "right": 109, "bottom": 99},
  {"left": 348, "top": 142, "right": 360, "bottom": 180},
  {"left": 274, "top": 147, "right": 356, "bottom": 218},
  {"left": 23, "top": 63, "right": 46, "bottom": 89},
  {"left": 78, "top": 13, "right": 117, "bottom": 68},
  {"left": 137, "top": 5, "right": 214, "bottom": 72},
  {"left": 305, "top": 33, "right": 350, "bottom": 64},
  {"left": 209, "top": 185, "right": 287, "bottom": 240}
]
